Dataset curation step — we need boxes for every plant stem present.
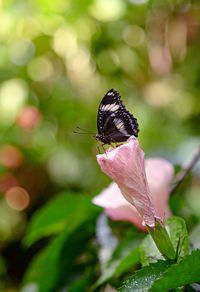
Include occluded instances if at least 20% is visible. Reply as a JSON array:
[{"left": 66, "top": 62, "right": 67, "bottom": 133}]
[{"left": 170, "top": 145, "right": 200, "bottom": 193}]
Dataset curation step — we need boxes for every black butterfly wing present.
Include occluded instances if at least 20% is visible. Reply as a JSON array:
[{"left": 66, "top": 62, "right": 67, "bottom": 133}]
[
  {"left": 103, "top": 110, "right": 139, "bottom": 142},
  {"left": 97, "top": 89, "right": 124, "bottom": 135},
  {"left": 97, "top": 89, "right": 139, "bottom": 143}
]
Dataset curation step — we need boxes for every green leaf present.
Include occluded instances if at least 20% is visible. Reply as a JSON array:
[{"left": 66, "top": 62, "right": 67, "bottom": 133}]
[
  {"left": 68, "top": 274, "right": 92, "bottom": 292},
  {"left": 21, "top": 221, "right": 96, "bottom": 292},
  {"left": 119, "top": 260, "right": 171, "bottom": 292},
  {"left": 23, "top": 192, "right": 99, "bottom": 246},
  {"left": 140, "top": 233, "right": 163, "bottom": 266},
  {"left": 167, "top": 216, "right": 189, "bottom": 259},
  {"left": 140, "top": 217, "right": 189, "bottom": 266},
  {"left": 114, "top": 246, "right": 140, "bottom": 275},
  {"left": 149, "top": 250, "right": 200, "bottom": 292},
  {"left": 22, "top": 229, "right": 69, "bottom": 292},
  {"left": 94, "top": 232, "right": 143, "bottom": 288},
  {"left": 95, "top": 246, "right": 140, "bottom": 288}
]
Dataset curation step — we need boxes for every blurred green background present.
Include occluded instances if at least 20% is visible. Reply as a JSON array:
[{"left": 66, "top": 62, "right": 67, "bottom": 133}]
[{"left": 0, "top": 0, "right": 200, "bottom": 291}]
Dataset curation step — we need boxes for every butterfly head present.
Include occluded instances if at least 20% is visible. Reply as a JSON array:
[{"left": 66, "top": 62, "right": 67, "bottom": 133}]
[{"left": 94, "top": 134, "right": 111, "bottom": 145}]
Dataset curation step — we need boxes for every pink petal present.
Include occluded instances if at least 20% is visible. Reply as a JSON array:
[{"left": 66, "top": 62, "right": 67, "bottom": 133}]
[
  {"left": 105, "top": 208, "right": 146, "bottom": 231},
  {"left": 145, "top": 158, "right": 174, "bottom": 220},
  {"left": 97, "top": 137, "right": 161, "bottom": 228},
  {"left": 92, "top": 182, "right": 146, "bottom": 230},
  {"left": 92, "top": 182, "right": 128, "bottom": 209}
]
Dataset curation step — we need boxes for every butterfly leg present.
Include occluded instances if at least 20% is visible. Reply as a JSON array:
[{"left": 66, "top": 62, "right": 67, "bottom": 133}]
[
  {"left": 97, "top": 145, "right": 101, "bottom": 154},
  {"left": 97, "top": 144, "right": 108, "bottom": 155},
  {"left": 116, "top": 143, "right": 123, "bottom": 148},
  {"left": 100, "top": 143, "right": 108, "bottom": 156},
  {"left": 101, "top": 144, "right": 106, "bottom": 154}
]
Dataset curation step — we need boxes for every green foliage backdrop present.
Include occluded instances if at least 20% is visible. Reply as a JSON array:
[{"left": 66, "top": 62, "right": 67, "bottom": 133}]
[{"left": 0, "top": 0, "right": 200, "bottom": 291}]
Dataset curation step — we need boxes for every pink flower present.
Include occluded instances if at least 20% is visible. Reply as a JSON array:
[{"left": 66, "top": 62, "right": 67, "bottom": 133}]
[
  {"left": 93, "top": 137, "right": 174, "bottom": 229},
  {"left": 93, "top": 182, "right": 146, "bottom": 230}
]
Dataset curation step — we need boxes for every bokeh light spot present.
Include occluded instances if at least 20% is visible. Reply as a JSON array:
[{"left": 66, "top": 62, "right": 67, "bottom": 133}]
[
  {"left": 66, "top": 47, "right": 97, "bottom": 91},
  {"left": 129, "top": 0, "right": 148, "bottom": 4},
  {"left": 149, "top": 46, "right": 172, "bottom": 75},
  {"left": 90, "top": 0, "right": 126, "bottom": 22},
  {"left": 52, "top": 26, "right": 77, "bottom": 59},
  {"left": 168, "top": 19, "right": 187, "bottom": 61},
  {"left": 9, "top": 39, "right": 35, "bottom": 66},
  {"left": 144, "top": 81, "right": 173, "bottom": 108},
  {"left": 27, "top": 56, "right": 53, "bottom": 82},
  {"left": 0, "top": 145, "right": 23, "bottom": 169},
  {"left": 17, "top": 18, "right": 40, "bottom": 39},
  {"left": 171, "top": 92, "right": 197, "bottom": 119},
  {"left": 6, "top": 186, "right": 30, "bottom": 211},
  {"left": 0, "top": 79, "right": 28, "bottom": 127},
  {"left": 123, "top": 25, "right": 145, "bottom": 47},
  {"left": 16, "top": 105, "right": 41, "bottom": 130},
  {"left": 0, "top": 12, "right": 14, "bottom": 40}
]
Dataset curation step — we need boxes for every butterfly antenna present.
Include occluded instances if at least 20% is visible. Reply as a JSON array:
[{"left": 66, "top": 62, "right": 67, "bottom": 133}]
[
  {"left": 73, "top": 126, "right": 95, "bottom": 135},
  {"left": 73, "top": 131, "right": 89, "bottom": 134},
  {"left": 76, "top": 126, "right": 95, "bottom": 134}
]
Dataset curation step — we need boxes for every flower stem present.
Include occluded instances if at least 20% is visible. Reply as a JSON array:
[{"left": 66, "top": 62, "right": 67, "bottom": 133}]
[
  {"left": 146, "top": 219, "right": 176, "bottom": 261},
  {"left": 170, "top": 145, "right": 200, "bottom": 193}
]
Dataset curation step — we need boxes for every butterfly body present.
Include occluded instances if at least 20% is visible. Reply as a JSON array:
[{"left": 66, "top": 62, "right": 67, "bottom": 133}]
[{"left": 95, "top": 89, "right": 139, "bottom": 145}]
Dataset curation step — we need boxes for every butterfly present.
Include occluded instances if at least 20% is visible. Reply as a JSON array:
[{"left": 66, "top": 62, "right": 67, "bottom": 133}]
[{"left": 94, "top": 89, "right": 139, "bottom": 146}]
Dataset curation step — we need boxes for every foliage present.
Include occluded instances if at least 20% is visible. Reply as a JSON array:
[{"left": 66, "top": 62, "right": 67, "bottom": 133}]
[
  {"left": 23, "top": 192, "right": 99, "bottom": 246},
  {"left": 140, "top": 217, "right": 189, "bottom": 266},
  {"left": 93, "top": 236, "right": 142, "bottom": 288},
  {"left": 119, "top": 260, "right": 171, "bottom": 292},
  {"left": 120, "top": 250, "right": 200, "bottom": 292},
  {"left": 21, "top": 193, "right": 100, "bottom": 291},
  {"left": 0, "top": 0, "right": 200, "bottom": 291},
  {"left": 149, "top": 250, "right": 200, "bottom": 292}
]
